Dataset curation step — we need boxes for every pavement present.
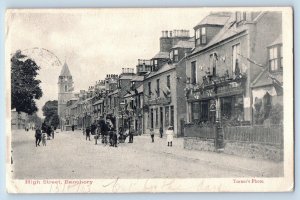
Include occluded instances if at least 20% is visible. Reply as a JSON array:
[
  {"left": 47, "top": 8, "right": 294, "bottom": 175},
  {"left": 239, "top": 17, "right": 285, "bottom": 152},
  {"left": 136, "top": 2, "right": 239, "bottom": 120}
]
[{"left": 10, "top": 129, "right": 283, "bottom": 179}]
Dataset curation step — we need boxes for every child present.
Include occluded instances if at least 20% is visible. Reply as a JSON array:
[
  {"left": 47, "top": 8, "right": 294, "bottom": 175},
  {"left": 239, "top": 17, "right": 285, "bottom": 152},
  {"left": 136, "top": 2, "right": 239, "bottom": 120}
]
[
  {"left": 42, "top": 132, "right": 47, "bottom": 146},
  {"left": 150, "top": 128, "right": 154, "bottom": 143},
  {"left": 166, "top": 126, "right": 174, "bottom": 147}
]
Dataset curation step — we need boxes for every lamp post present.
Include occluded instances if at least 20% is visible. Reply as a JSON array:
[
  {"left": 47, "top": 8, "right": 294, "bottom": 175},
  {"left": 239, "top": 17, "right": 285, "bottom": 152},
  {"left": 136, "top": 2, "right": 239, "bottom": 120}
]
[{"left": 120, "top": 102, "right": 125, "bottom": 134}]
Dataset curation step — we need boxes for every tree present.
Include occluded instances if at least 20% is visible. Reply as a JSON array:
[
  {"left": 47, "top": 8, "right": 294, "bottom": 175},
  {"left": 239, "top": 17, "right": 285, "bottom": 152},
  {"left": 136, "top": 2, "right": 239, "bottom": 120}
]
[
  {"left": 27, "top": 113, "right": 42, "bottom": 128},
  {"left": 42, "top": 100, "right": 59, "bottom": 127},
  {"left": 11, "top": 50, "right": 43, "bottom": 115}
]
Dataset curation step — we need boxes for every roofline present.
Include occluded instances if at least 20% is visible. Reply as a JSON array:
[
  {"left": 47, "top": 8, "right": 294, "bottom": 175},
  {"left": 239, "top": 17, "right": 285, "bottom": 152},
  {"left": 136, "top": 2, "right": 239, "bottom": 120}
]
[
  {"left": 250, "top": 68, "right": 268, "bottom": 87},
  {"left": 144, "top": 66, "right": 176, "bottom": 81},
  {"left": 187, "top": 30, "right": 247, "bottom": 59}
]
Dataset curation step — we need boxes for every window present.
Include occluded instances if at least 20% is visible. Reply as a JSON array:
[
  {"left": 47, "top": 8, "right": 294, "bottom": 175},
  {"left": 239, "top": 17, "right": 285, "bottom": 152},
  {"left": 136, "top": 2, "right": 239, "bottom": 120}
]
[
  {"left": 156, "top": 79, "right": 160, "bottom": 97},
  {"left": 169, "top": 51, "right": 173, "bottom": 60},
  {"left": 155, "top": 108, "right": 159, "bottom": 128},
  {"left": 209, "top": 53, "right": 217, "bottom": 76},
  {"left": 167, "top": 75, "right": 171, "bottom": 89},
  {"left": 191, "top": 61, "right": 197, "bottom": 84},
  {"left": 170, "top": 106, "right": 174, "bottom": 126},
  {"left": 165, "top": 106, "right": 169, "bottom": 127},
  {"left": 65, "top": 85, "right": 68, "bottom": 92},
  {"left": 269, "top": 45, "right": 283, "bottom": 72},
  {"left": 232, "top": 43, "right": 241, "bottom": 74},
  {"left": 191, "top": 102, "right": 200, "bottom": 121},
  {"left": 200, "top": 27, "right": 207, "bottom": 44},
  {"left": 195, "top": 29, "right": 200, "bottom": 45},
  {"left": 148, "top": 82, "right": 152, "bottom": 96},
  {"left": 174, "top": 49, "right": 179, "bottom": 62},
  {"left": 150, "top": 109, "right": 154, "bottom": 129}
]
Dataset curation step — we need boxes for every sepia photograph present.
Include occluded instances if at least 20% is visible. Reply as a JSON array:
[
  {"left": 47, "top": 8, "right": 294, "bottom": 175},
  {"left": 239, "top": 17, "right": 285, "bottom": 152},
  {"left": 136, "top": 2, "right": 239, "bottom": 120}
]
[{"left": 5, "top": 7, "right": 294, "bottom": 193}]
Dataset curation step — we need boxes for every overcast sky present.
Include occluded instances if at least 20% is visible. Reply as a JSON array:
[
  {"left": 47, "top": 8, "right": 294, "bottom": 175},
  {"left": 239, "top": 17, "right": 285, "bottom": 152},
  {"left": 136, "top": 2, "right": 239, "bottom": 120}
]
[{"left": 7, "top": 8, "right": 208, "bottom": 117}]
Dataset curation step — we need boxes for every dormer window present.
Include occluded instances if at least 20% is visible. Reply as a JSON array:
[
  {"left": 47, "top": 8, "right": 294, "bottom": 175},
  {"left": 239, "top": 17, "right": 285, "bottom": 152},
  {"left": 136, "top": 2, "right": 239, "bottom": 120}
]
[
  {"left": 195, "top": 27, "right": 207, "bottom": 46},
  {"left": 200, "top": 27, "right": 207, "bottom": 44},
  {"left": 174, "top": 49, "right": 179, "bottom": 62},
  {"left": 269, "top": 44, "right": 283, "bottom": 72}
]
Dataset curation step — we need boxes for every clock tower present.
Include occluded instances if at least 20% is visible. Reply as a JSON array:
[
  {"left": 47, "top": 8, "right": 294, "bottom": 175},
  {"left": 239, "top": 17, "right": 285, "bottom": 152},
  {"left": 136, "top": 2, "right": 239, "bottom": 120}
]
[{"left": 58, "top": 62, "right": 74, "bottom": 123}]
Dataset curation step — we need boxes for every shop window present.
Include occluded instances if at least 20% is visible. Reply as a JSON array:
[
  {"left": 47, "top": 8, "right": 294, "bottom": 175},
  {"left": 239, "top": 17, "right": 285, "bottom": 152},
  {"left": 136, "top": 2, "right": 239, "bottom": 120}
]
[
  {"left": 170, "top": 106, "right": 174, "bottom": 126},
  {"left": 155, "top": 108, "right": 159, "bottom": 128},
  {"left": 165, "top": 106, "right": 169, "bottom": 127},
  {"left": 150, "top": 109, "right": 154, "bottom": 129},
  {"left": 191, "top": 102, "right": 200, "bottom": 121}
]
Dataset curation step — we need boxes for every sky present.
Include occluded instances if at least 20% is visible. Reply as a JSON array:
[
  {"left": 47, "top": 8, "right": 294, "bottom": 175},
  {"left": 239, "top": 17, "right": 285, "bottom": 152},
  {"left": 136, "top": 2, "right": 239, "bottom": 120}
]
[{"left": 6, "top": 8, "right": 208, "bottom": 117}]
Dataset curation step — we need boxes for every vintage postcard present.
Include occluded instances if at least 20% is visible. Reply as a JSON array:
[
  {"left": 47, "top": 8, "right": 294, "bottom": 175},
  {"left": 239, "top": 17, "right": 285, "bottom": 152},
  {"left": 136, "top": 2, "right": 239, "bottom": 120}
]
[{"left": 5, "top": 7, "right": 294, "bottom": 193}]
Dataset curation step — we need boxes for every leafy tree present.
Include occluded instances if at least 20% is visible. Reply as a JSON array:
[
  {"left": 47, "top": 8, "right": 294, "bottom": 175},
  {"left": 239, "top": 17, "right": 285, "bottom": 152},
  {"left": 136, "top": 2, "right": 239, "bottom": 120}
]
[
  {"left": 11, "top": 50, "right": 43, "bottom": 114},
  {"left": 27, "top": 112, "right": 42, "bottom": 127},
  {"left": 42, "top": 100, "right": 59, "bottom": 127}
]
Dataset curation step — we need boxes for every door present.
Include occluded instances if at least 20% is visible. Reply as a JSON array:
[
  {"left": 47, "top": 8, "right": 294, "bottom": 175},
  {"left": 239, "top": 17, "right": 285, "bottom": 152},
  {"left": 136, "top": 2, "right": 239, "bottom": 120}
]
[{"left": 180, "top": 118, "right": 185, "bottom": 137}]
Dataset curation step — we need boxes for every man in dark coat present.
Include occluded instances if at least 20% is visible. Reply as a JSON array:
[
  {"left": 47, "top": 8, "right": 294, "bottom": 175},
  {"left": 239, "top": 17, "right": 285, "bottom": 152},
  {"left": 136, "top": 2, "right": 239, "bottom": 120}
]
[
  {"left": 86, "top": 126, "right": 91, "bottom": 141},
  {"left": 72, "top": 125, "right": 75, "bottom": 132},
  {"left": 46, "top": 125, "right": 52, "bottom": 140},
  {"left": 35, "top": 127, "right": 42, "bottom": 147}
]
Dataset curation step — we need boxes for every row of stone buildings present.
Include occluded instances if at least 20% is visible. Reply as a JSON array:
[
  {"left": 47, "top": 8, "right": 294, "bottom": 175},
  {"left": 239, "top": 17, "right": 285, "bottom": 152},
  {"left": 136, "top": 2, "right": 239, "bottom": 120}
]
[{"left": 58, "top": 11, "right": 283, "bottom": 138}]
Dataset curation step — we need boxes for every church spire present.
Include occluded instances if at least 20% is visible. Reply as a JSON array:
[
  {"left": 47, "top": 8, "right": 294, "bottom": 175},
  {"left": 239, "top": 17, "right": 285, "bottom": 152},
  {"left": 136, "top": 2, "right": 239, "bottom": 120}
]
[{"left": 59, "top": 61, "right": 72, "bottom": 77}]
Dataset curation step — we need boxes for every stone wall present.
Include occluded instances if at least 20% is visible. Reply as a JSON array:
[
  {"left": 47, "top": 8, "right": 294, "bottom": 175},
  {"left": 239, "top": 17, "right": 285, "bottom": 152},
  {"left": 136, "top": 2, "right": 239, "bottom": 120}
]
[
  {"left": 223, "top": 141, "right": 283, "bottom": 162},
  {"left": 184, "top": 137, "right": 215, "bottom": 152},
  {"left": 184, "top": 137, "right": 283, "bottom": 162}
]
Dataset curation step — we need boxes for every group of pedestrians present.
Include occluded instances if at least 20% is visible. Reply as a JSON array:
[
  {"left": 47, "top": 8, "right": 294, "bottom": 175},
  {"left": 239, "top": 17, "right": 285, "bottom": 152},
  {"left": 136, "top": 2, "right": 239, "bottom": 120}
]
[
  {"left": 150, "top": 126, "right": 174, "bottom": 147},
  {"left": 34, "top": 123, "right": 56, "bottom": 147}
]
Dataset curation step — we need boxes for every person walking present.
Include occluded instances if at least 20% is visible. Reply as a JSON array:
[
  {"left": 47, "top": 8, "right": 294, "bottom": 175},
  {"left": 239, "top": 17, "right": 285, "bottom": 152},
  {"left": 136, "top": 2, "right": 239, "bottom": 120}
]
[
  {"left": 46, "top": 125, "right": 52, "bottom": 140},
  {"left": 150, "top": 128, "right": 154, "bottom": 143},
  {"left": 86, "top": 126, "right": 91, "bottom": 141},
  {"left": 166, "top": 126, "right": 174, "bottom": 147},
  {"left": 51, "top": 126, "right": 55, "bottom": 139},
  {"left": 35, "top": 127, "right": 42, "bottom": 147},
  {"left": 128, "top": 130, "right": 134, "bottom": 143},
  {"left": 72, "top": 125, "right": 75, "bottom": 132},
  {"left": 159, "top": 127, "right": 163, "bottom": 138}
]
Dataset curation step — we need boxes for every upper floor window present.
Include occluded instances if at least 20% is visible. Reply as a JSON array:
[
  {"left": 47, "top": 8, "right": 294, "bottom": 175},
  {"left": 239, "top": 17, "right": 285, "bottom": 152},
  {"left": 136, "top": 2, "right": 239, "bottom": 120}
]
[
  {"left": 64, "top": 85, "right": 68, "bottom": 92},
  {"left": 191, "top": 61, "right": 197, "bottom": 84},
  {"left": 232, "top": 43, "right": 241, "bottom": 74},
  {"left": 148, "top": 82, "right": 152, "bottom": 96},
  {"left": 167, "top": 75, "right": 171, "bottom": 89},
  {"left": 174, "top": 49, "right": 179, "bottom": 62},
  {"left": 200, "top": 27, "right": 207, "bottom": 44},
  {"left": 156, "top": 79, "right": 160, "bottom": 97},
  {"left": 195, "top": 27, "right": 207, "bottom": 46},
  {"left": 269, "top": 45, "right": 283, "bottom": 72}
]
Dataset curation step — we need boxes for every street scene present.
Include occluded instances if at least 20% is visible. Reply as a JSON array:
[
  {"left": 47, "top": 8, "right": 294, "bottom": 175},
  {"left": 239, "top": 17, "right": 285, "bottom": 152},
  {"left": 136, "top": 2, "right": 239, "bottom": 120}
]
[
  {"left": 8, "top": 9, "right": 286, "bottom": 181},
  {"left": 11, "top": 129, "right": 282, "bottom": 179}
]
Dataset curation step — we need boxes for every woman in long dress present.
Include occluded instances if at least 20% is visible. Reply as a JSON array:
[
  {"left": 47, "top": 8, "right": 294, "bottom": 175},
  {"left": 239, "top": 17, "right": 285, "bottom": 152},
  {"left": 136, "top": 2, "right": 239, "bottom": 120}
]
[{"left": 166, "top": 126, "right": 174, "bottom": 147}]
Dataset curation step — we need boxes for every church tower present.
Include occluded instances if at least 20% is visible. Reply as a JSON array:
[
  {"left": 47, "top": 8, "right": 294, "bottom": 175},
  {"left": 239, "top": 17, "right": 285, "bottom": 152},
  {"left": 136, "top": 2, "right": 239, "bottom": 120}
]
[{"left": 58, "top": 62, "right": 74, "bottom": 121}]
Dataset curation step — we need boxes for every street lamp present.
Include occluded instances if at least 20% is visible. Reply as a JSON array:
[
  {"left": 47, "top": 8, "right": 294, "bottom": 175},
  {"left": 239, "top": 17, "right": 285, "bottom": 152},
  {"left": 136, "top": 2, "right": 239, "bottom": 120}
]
[{"left": 119, "top": 102, "right": 126, "bottom": 134}]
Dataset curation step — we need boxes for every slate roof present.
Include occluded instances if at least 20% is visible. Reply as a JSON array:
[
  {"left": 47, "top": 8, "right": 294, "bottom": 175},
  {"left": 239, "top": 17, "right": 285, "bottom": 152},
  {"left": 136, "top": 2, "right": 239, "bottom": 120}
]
[
  {"left": 251, "top": 69, "right": 283, "bottom": 88},
  {"left": 152, "top": 51, "right": 169, "bottom": 59},
  {"left": 145, "top": 63, "right": 175, "bottom": 80},
  {"left": 60, "top": 62, "right": 72, "bottom": 77},
  {"left": 194, "top": 12, "right": 231, "bottom": 28},
  {"left": 190, "top": 13, "right": 247, "bottom": 56},
  {"left": 268, "top": 34, "right": 282, "bottom": 47},
  {"left": 171, "top": 38, "right": 195, "bottom": 49},
  {"left": 131, "top": 76, "right": 144, "bottom": 82}
]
